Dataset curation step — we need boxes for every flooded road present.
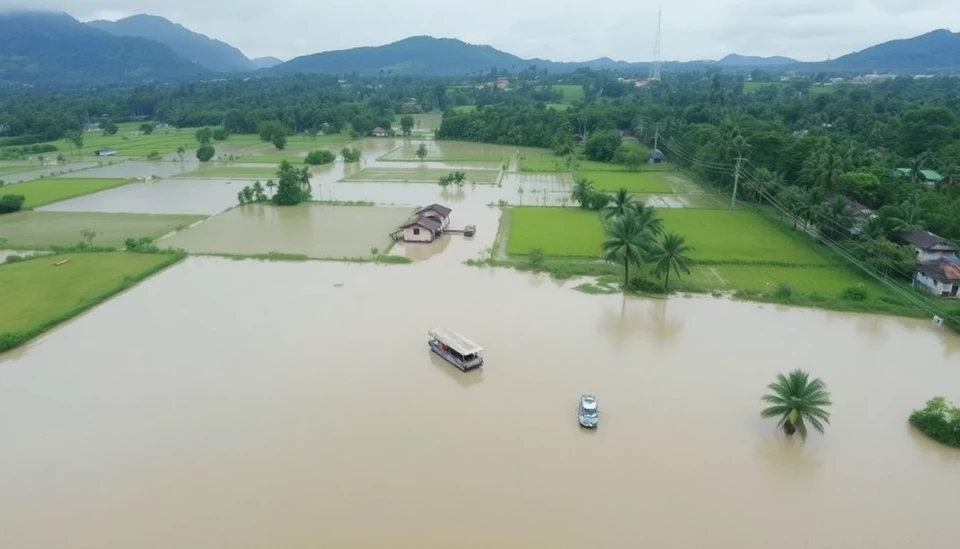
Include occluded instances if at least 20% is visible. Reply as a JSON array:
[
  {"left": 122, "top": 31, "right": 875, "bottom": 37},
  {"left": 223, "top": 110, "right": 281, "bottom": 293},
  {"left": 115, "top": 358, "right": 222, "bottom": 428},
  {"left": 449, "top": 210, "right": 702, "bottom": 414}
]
[{"left": 1, "top": 257, "right": 958, "bottom": 549}]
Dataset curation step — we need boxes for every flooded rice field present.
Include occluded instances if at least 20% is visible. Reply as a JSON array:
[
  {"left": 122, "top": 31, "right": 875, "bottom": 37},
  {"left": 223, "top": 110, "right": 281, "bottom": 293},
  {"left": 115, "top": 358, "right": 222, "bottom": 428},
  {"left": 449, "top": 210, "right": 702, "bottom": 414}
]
[
  {"left": 0, "top": 257, "right": 958, "bottom": 549},
  {"left": 161, "top": 204, "right": 413, "bottom": 258},
  {"left": 38, "top": 178, "right": 241, "bottom": 215},
  {"left": 60, "top": 159, "right": 200, "bottom": 179}
]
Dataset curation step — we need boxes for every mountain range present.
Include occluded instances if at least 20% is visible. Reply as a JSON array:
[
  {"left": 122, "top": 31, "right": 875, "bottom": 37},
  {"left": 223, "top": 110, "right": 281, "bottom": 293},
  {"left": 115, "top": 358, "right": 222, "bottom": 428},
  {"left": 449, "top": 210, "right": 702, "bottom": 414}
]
[{"left": 0, "top": 11, "right": 958, "bottom": 87}]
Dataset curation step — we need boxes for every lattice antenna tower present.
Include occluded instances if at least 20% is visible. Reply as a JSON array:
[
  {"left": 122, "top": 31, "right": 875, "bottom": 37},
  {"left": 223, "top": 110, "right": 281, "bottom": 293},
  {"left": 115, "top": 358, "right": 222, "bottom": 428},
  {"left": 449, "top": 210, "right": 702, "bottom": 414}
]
[{"left": 649, "top": 7, "right": 662, "bottom": 81}]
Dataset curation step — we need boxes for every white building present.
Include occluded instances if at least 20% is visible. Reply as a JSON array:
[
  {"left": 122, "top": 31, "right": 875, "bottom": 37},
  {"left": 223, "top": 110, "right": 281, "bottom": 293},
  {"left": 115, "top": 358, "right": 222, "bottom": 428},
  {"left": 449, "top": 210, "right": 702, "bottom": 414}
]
[
  {"left": 915, "top": 260, "right": 960, "bottom": 299},
  {"left": 393, "top": 204, "right": 452, "bottom": 243},
  {"left": 901, "top": 230, "right": 959, "bottom": 263}
]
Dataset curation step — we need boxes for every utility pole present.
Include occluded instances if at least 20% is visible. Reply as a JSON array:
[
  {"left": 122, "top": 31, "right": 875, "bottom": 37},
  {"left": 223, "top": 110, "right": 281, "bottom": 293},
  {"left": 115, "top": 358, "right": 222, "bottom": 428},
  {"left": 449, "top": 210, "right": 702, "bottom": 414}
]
[
  {"left": 731, "top": 156, "right": 744, "bottom": 208},
  {"left": 652, "top": 125, "right": 660, "bottom": 163}
]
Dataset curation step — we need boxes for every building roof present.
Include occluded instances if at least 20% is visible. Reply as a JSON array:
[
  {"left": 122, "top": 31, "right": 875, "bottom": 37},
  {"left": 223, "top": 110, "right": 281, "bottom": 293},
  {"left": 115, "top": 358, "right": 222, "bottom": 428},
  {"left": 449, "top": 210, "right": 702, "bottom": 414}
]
[
  {"left": 839, "top": 197, "right": 875, "bottom": 216},
  {"left": 372, "top": 126, "right": 388, "bottom": 133},
  {"left": 416, "top": 203, "right": 452, "bottom": 218},
  {"left": 901, "top": 230, "right": 960, "bottom": 251},
  {"left": 428, "top": 328, "right": 484, "bottom": 356},
  {"left": 920, "top": 169, "right": 943, "bottom": 182},
  {"left": 401, "top": 215, "right": 441, "bottom": 232},
  {"left": 917, "top": 258, "right": 960, "bottom": 283},
  {"left": 894, "top": 168, "right": 911, "bottom": 177}
]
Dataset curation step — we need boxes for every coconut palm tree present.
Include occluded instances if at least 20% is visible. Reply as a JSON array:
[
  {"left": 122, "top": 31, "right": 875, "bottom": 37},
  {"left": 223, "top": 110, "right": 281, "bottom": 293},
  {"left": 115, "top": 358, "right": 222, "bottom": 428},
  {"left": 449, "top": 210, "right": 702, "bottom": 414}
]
[
  {"left": 819, "top": 197, "right": 856, "bottom": 240},
  {"left": 649, "top": 232, "right": 695, "bottom": 293},
  {"left": 632, "top": 202, "right": 664, "bottom": 236},
  {"left": 603, "top": 188, "right": 636, "bottom": 219},
  {"left": 797, "top": 186, "right": 826, "bottom": 230},
  {"left": 601, "top": 212, "right": 654, "bottom": 289},
  {"left": 571, "top": 179, "right": 595, "bottom": 209},
  {"left": 761, "top": 369, "right": 832, "bottom": 439},
  {"left": 452, "top": 171, "right": 467, "bottom": 187},
  {"left": 889, "top": 194, "right": 923, "bottom": 232}
]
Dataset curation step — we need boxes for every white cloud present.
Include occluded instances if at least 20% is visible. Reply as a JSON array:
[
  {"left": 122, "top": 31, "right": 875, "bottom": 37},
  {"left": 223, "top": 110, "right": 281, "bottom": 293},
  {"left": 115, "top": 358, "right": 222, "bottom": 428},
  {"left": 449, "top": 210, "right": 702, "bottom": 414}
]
[{"left": 3, "top": 0, "right": 959, "bottom": 62}]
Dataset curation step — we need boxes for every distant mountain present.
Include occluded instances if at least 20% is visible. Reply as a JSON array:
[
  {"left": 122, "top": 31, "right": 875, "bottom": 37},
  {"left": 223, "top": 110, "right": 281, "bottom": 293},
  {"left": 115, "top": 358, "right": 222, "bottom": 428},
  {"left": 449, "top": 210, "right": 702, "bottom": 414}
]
[
  {"left": 719, "top": 54, "right": 797, "bottom": 67},
  {"left": 0, "top": 11, "right": 210, "bottom": 86},
  {"left": 251, "top": 56, "right": 283, "bottom": 69},
  {"left": 820, "top": 29, "right": 960, "bottom": 71},
  {"left": 87, "top": 14, "right": 253, "bottom": 72}
]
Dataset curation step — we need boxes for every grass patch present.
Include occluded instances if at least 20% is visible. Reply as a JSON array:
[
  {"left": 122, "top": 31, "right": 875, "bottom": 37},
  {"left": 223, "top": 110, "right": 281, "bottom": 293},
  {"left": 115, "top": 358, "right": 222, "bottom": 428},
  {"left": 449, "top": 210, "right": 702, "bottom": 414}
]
[
  {"left": 574, "top": 280, "right": 619, "bottom": 294},
  {"left": 553, "top": 84, "right": 584, "bottom": 103},
  {"left": 340, "top": 167, "right": 500, "bottom": 185},
  {"left": 6, "top": 178, "right": 133, "bottom": 208},
  {"left": 507, "top": 207, "right": 603, "bottom": 257},
  {"left": 657, "top": 209, "right": 831, "bottom": 266},
  {"left": 585, "top": 171, "right": 673, "bottom": 193},
  {"left": 0, "top": 252, "right": 183, "bottom": 352},
  {"left": 520, "top": 157, "right": 570, "bottom": 172},
  {"left": 0, "top": 211, "right": 205, "bottom": 248}
]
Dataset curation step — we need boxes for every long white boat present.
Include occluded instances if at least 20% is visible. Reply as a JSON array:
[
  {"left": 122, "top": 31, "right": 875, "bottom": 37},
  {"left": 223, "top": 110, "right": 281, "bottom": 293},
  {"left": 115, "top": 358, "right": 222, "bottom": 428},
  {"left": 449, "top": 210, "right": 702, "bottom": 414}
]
[{"left": 428, "top": 328, "right": 484, "bottom": 371}]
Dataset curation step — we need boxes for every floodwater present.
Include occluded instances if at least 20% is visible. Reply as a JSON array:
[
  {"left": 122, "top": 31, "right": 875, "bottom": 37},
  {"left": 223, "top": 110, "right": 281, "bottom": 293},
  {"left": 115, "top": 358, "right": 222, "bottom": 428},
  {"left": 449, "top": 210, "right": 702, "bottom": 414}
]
[
  {"left": 66, "top": 159, "right": 200, "bottom": 179},
  {"left": 161, "top": 204, "right": 413, "bottom": 258},
  {"left": 39, "top": 178, "right": 242, "bottom": 216},
  {"left": 1, "top": 257, "right": 959, "bottom": 549}
]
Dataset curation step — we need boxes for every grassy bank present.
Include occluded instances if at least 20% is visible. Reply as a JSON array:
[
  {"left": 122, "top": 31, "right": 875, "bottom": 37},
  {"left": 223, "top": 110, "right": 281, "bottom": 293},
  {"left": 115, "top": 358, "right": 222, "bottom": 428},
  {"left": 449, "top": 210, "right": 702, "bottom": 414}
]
[
  {"left": 0, "top": 252, "right": 184, "bottom": 352},
  {"left": 6, "top": 178, "right": 133, "bottom": 208}
]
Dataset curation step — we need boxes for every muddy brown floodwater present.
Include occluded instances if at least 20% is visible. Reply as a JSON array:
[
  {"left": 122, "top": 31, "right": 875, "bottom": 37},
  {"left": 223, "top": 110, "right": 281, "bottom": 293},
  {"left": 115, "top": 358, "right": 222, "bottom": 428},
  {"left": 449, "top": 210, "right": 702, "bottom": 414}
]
[{"left": 1, "top": 258, "right": 959, "bottom": 549}]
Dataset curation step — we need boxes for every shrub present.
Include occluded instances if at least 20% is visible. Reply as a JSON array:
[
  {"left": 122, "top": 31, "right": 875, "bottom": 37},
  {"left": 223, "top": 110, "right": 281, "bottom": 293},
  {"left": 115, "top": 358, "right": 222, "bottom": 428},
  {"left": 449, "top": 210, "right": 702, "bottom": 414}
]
[
  {"left": 4, "top": 254, "right": 24, "bottom": 264},
  {"left": 626, "top": 276, "right": 666, "bottom": 294},
  {"left": 909, "top": 397, "right": 960, "bottom": 448},
  {"left": 305, "top": 150, "right": 336, "bottom": 165},
  {"left": 341, "top": 147, "right": 362, "bottom": 162},
  {"left": 139, "top": 123, "right": 156, "bottom": 135},
  {"left": 146, "top": 151, "right": 162, "bottom": 161},
  {"left": 124, "top": 237, "right": 160, "bottom": 253},
  {"left": 212, "top": 127, "right": 229, "bottom": 141},
  {"left": 773, "top": 281, "right": 795, "bottom": 298},
  {"left": 196, "top": 144, "right": 215, "bottom": 162},
  {"left": 841, "top": 284, "right": 868, "bottom": 302},
  {"left": 0, "top": 194, "right": 26, "bottom": 214},
  {"left": 527, "top": 247, "right": 545, "bottom": 267}
]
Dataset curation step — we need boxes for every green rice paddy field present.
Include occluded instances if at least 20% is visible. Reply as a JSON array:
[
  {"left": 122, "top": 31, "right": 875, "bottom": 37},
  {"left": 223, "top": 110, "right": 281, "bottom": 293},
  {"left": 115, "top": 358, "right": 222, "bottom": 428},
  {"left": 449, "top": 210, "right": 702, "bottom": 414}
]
[
  {"left": 586, "top": 171, "right": 673, "bottom": 193},
  {"left": 4, "top": 178, "right": 133, "bottom": 208},
  {"left": 0, "top": 252, "right": 179, "bottom": 336},
  {"left": 0, "top": 211, "right": 205, "bottom": 248}
]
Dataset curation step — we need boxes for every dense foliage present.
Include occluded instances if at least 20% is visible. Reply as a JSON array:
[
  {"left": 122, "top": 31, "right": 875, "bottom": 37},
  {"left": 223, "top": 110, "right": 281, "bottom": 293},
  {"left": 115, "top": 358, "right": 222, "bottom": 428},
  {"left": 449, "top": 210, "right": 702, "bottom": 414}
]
[
  {"left": 0, "top": 194, "right": 26, "bottom": 214},
  {"left": 909, "top": 397, "right": 960, "bottom": 447},
  {"left": 305, "top": 150, "right": 336, "bottom": 165},
  {"left": 272, "top": 161, "right": 312, "bottom": 206}
]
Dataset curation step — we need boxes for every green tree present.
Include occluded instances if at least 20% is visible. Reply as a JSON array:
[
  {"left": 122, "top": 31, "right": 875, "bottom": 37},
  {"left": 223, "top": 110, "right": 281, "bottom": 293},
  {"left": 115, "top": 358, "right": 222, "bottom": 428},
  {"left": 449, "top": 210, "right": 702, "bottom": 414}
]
[
  {"left": 819, "top": 197, "right": 856, "bottom": 240},
  {"left": 176, "top": 146, "right": 186, "bottom": 162},
  {"left": 69, "top": 132, "right": 84, "bottom": 158},
  {"left": 305, "top": 150, "right": 335, "bottom": 165},
  {"left": 146, "top": 151, "right": 162, "bottom": 161},
  {"left": 603, "top": 188, "right": 636, "bottom": 219},
  {"left": 258, "top": 120, "right": 289, "bottom": 143},
  {"left": 272, "top": 134, "right": 287, "bottom": 150},
  {"left": 571, "top": 179, "right": 595, "bottom": 209},
  {"left": 649, "top": 232, "right": 695, "bottom": 293},
  {"left": 252, "top": 181, "right": 267, "bottom": 202},
  {"left": 452, "top": 171, "right": 467, "bottom": 187},
  {"left": 584, "top": 130, "right": 622, "bottom": 162},
  {"left": 0, "top": 194, "right": 26, "bottom": 214},
  {"left": 195, "top": 127, "right": 213, "bottom": 145},
  {"left": 139, "top": 123, "right": 155, "bottom": 135},
  {"left": 797, "top": 187, "right": 826, "bottom": 230},
  {"left": 601, "top": 210, "right": 655, "bottom": 289},
  {"left": 102, "top": 123, "right": 118, "bottom": 136},
  {"left": 265, "top": 179, "right": 277, "bottom": 197},
  {"left": 400, "top": 115, "right": 415, "bottom": 136},
  {"left": 761, "top": 369, "right": 832, "bottom": 439},
  {"left": 272, "top": 160, "right": 310, "bottom": 206},
  {"left": 212, "top": 127, "right": 229, "bottom": 141},
  {"left": 623, "top": 151, "right": 645, "bottom": 172},
  {"left": 196, "top": 144, "right": 215, "bottom": 162},
  {"left": 415, "top": 143, "right": 428, "bottom": 162},
  {"left": 341, "top": 148, "right": 362, "bottom": 163}
]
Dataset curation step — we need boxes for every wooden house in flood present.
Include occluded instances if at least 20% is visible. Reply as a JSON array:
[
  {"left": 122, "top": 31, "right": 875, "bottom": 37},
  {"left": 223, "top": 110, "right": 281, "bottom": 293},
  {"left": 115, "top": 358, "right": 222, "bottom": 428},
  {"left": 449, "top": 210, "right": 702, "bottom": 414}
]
[{"left": 391, "top": 204, "right": 452, "bottom": 243}]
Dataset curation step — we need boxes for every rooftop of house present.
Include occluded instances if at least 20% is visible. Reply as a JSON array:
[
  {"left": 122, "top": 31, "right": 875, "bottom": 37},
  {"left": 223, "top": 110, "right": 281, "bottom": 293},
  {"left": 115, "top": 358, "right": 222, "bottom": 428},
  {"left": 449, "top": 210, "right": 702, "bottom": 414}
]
[
  {"left": 917, "top": 257, "right": 960, "bottom": 283},
  {"left": 416, "top": 203, "right": 452, "bottom": 218},
  {"left": 920, "top": 169, "right": 943, "bottom": 181},
  {"left": 901, "top": 230, "right": 960, "bottom": 251},
  {"left": 401, "top": 215, "right": 441, "bottom": 232},
  {"left": 372, "top": 126, "right": 388, "bottom": 133},
  {"left": 839, "top": 197, "right": 875, "bottom": 215}
]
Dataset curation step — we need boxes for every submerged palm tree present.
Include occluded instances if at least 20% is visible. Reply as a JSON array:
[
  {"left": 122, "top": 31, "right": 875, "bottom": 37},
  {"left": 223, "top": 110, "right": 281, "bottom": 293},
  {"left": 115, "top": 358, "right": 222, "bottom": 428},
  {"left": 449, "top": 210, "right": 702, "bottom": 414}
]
[
  {"left": 603, "top": 188, "right": 636, "bottom": 219},
  {"left": 761, "top": 369, "right": 832, "bottom": 439},
  {"left": 601, "top": 211, "right": 653, "bottom": 289},
  {"left": 649, "top": 233, "right": 695, "bottom": 293},
  {"left": 571, "top": 179, "right": 595, "bottom": 209}
]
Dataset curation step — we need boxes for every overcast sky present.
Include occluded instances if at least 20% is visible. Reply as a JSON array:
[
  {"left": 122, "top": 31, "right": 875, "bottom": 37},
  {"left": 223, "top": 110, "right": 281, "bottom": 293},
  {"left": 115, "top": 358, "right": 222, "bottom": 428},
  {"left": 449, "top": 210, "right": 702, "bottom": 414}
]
[{"left": 6, "top": 0, "right": 959, "bottom": 62}]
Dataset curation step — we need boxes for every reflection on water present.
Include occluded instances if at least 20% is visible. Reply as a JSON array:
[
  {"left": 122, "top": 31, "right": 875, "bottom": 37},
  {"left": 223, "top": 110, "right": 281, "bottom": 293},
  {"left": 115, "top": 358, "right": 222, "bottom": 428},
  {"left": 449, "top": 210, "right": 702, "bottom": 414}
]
[{"left": 1, "top": 258, "right": 958, "bottom": 548}]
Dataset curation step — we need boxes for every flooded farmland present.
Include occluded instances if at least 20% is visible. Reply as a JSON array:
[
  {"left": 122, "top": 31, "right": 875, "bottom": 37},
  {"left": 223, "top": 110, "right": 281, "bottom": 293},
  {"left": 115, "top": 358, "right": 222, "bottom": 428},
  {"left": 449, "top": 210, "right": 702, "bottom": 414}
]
[
  {"left": 0, "top": 257, "right": 958, "bottom": 549},
  {"left": 38, "top": 178, "right": 242, "bottom": 215}
]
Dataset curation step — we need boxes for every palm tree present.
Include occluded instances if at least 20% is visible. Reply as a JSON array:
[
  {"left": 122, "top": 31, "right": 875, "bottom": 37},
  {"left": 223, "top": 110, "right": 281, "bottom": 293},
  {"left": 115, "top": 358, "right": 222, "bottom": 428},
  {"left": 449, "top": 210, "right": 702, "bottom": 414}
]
[
  {"left": 631, "top": 202, "right": 664, "bottom": 236},
  {"left": 797, "top": 187, "right": 826, "bottom": 230},
  {"left": 603, "top": 188, "right": 636, "bottom": 219},
  {"left": 889, "top": 194, "right": 923, "bottom": 232},
  {"left": 858, "top": 215, "right": 887, "bottom": 241},
  {"left": 819, "top": 197, "right": 855, "bottom": 240},
  {"left": 176, "top": 146, "right": 186, "bottom": 162},
  {"left": 452, "top": 171, "right": 467, "bottom": 187},
  {"left": 601, "top": 212, "right": 654, "bottom": 289},
  {"left": 761, "top": 369, "right": 832, "bottom": 439},
  {"left": 649, "top": 232, "right": 695, "bottom": 293},
  {"left": 571, "top": 179, "right": 595, "bottom": 209},
  {"left": 265, "top": 179, "right": 277, "bottom": 197}
]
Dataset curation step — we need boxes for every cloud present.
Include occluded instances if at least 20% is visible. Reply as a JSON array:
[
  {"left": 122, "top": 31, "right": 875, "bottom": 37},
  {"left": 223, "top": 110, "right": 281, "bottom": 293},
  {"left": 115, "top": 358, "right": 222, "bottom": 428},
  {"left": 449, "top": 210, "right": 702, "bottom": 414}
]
[{"left": 1, "top": 0, "right": 958, "bottom": 62}]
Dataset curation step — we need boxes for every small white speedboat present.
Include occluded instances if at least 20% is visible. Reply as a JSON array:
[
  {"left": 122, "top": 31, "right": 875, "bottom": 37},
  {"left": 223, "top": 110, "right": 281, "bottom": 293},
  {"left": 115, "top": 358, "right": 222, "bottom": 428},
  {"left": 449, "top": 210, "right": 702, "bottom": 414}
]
[{"left": 579, "top": 394, "right": 599, "bottom": 428}]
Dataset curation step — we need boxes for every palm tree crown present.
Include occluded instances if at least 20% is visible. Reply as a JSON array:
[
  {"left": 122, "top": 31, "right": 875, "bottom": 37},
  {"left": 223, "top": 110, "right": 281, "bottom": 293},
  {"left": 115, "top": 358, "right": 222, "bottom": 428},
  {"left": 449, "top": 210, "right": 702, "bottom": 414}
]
[
  {"left": 602, "top": 210, "right": 655, "bottom": 288},
  {"left": 649, "top": 232, "right": 695, "bottom": 293},
  {"left": 603, "top": 188, "right": 637, "bottom": 219},
  {"left": 571, "top": 179, "right": 595, "bottom": 209},
  {"left": 761, "top": 369, "right": 832, "bottom": 439}
]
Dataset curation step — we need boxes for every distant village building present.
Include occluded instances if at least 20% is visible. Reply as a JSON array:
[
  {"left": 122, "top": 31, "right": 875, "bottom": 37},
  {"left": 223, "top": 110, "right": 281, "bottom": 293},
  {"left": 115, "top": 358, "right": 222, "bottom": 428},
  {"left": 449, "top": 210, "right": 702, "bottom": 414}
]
[
  {"left": 392, "top": 204, "right": 452, "bottom": 243},
  {"left": 94, "top": 148, "right": 117, "bottom": 157},
  {"left": 495, "top": 77, "right": 509, "bottom": 89},
  {"left": 83, "top": 123, "right": 101, "bottom": 133},
  {"left": 371, "top": 127, "right": 389, "bottom": 137},
  {"left": 901, "top": 230, "right": 960, "bottom": 299},
  {"left": 894, "top": 168, "right": 942, "bottom": 186},
  {"left": 650, "top": 149, "right": 666, "bottom": 164}
]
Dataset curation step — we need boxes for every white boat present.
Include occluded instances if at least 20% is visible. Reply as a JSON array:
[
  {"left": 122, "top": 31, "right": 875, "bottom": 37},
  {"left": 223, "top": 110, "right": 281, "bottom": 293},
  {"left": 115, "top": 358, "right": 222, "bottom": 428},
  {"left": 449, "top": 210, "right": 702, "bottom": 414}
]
[
  {"left": 428, "top": 328, "right": 484, "bottom": 371},
  {"left": 579, "top": 394, "right": 599, "bottom": 428}
]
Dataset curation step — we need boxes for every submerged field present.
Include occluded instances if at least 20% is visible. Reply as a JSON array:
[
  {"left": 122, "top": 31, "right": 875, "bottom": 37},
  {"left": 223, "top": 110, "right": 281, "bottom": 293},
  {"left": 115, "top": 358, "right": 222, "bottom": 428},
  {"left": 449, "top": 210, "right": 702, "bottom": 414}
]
[
  {"left": 379, "top": 142, "right": 506, "bottom": 163},
  {"left": 5, "top": 178, "right": 133, "bottom": 208},
  {"left": 0, "top": 211, "right": 205, "bottom": 248},
  {"left": 161, "top": 204, "right": 413, "bottom": 258},
  {"left": 0, "top": 252, "right": 181, "bottom": 351},
  {"left": 340, "top": 167, "right": 501, "bottom": 185}
]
